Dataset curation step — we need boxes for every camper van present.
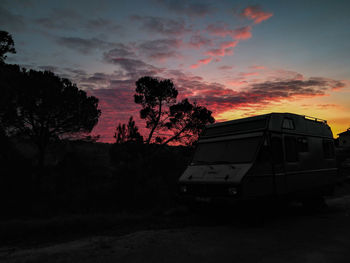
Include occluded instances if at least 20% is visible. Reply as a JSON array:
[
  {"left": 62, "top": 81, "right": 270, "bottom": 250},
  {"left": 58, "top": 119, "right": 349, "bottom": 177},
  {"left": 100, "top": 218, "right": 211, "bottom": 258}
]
[{"left": 179, "top": 113, "right": 338, "bottom": 203}]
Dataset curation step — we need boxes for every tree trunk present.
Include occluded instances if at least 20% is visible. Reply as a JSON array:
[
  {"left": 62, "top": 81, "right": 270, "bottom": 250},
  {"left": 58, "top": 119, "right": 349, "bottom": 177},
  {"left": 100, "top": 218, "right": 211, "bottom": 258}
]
[{"left": 146, "top": 100, "right": 162, "bottom": 144}]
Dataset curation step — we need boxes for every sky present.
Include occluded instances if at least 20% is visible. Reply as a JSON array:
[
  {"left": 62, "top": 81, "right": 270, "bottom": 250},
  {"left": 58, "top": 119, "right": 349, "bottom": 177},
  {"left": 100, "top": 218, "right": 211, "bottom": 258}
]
[{"left": 1, "top": 0, "right": 350, "bottom": 142}]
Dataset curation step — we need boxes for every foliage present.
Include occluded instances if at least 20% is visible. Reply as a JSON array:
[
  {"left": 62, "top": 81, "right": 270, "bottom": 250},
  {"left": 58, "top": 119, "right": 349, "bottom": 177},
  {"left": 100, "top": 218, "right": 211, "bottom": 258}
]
[
  {"left": 0, "top": 64, "right": 24, "bottom": 133},
  {"left": 0, "top": 30, "right": 16, "bottom": 64},
  {"left": 0, "top": 66, "right": 101, "bottom": 166},
  {"left": 135, "top": 76, "right": 178, "bottom": 144},
  {"left": 114, "top": 116, "right": 143, "bottom": 144},
  {"left": 164, "top": 98, "right": 215, "bottom": 145},
  {"left": 134, "top": 76, "right": 215, "bottom": 146}
]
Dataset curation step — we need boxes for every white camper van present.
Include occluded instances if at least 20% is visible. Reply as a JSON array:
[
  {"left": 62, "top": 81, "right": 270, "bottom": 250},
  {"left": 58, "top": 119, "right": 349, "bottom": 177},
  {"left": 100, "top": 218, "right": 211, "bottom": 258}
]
[{"left": 179, "top": 113, "right": 338, "bottom": 203}]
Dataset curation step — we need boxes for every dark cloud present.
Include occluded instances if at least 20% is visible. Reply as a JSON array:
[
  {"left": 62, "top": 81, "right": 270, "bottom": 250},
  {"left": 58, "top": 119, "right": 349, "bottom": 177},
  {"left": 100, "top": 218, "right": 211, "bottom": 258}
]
[
  {"left": 102, "top": 53, "right": 163, "bottom": 79},
  {"left": 157, "top": 0, "right": 213, "bottom": 17},
  {"left": 63, "top": 68, "right": 88, "bottom": 77},
  {"left": 38, "top": 65, "right": 59, "bottom": 72},
  {"left": 103, "top": 44, "right": 136, "bottom": 58},
  {"left": 34, "top": 8, "right": 82, "bottom": 30},
  {"left": 56, "top": 37, "right": 115, "bottom": 54},
  {"left": 131, "top": 15, "right": 190, "bottom": 36},
  {"left": 218, "top": 65, "right": 233, "bottom": 70},
  {"left": 85, "top": 18, "right": 122, "bottom": 33},
  {"left": 34, "top": 8, "right": 122, "bottom": 34},
  {"left": 168, "top": 76, "right": 346, "bottom": 114},
  {"left": 0, "top": 7, "right": 26, "bottom": 31},
  {"left": 188, "top": 34, "right": 213, "bottom": 48},
  {"left": 138, "top": 38, "right": 182, "bottom": 60},
  {"left": 250, "top": 78, "right": 345, "bottom": 98}
]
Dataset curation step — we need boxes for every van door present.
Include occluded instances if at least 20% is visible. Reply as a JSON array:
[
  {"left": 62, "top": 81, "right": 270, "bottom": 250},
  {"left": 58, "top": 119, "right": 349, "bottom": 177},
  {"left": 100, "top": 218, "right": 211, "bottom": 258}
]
[
  {"left": 283, "top": 135, "right": 300, "bottom": 193},
  {"left": 270, "top": 135, "right": 287, "bottom": 194}
]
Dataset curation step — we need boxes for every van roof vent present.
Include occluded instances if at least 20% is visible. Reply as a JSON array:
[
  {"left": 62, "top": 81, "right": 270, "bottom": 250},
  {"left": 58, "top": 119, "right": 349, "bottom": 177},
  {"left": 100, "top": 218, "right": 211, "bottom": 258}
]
[{"left": 303, "top": 115, "right": 327, "bottom": 124}]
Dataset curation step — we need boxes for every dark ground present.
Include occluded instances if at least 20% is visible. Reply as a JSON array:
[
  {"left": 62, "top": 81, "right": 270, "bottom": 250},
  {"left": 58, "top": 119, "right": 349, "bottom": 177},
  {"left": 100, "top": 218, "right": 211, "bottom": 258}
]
[{"left": 1, "top": 182, "right": 350, "bottom": 263}]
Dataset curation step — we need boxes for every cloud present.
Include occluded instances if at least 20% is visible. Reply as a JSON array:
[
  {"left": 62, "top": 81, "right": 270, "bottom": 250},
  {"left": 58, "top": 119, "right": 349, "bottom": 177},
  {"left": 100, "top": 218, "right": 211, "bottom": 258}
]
[
  {"left": 34, "top": 8, "right": 122, "bottom": 34},
  {"left": 241, "top": 5, "right": 273, "bottom": 24},
  {"left": 157, "top": 0, "right": 213, "bottom": 17},
  {"left": 188, "top": 33, "right": 213, "bottom": 48},
  {"left": 0, "top": 7, "right": 26, "bottom": 31},
  {"left": 176, "top": 76, "right": 346, "bottom": 114},
  {"left": 131, "top": 15, "right": 190, "bottom": 36},
  {"left": 138, "top": 38, "right": 182, "bottom": 61},
  {"left": 38, "top": 65, "right": 59, "bottom": 72},
  {"left": 238, "top": 72, "right": 259, "bottom": 77},
  {"left": 56, "top": 37, "right": 115, "bottom": 54},
  {"left": 232, "top": 26, "right": 252, "bottom": 40},
  {"left": 249, "top": 65, "right": 265, "bottom": 70},
  {"left": 102, "top": 54, "right": 163, "bottom": 79},
  {"left": 85, "top": 18, "right": 122, "bottom": 33},
  {"left": 205, "top": 40, "right": 238, "bottom": 57},
  {"left": 103, "top": 44, "right": 136, "bottom": 58},
  {"left": 218, "top": 65, "right": 234, "bottom": 70},
  {"left": 70, "top": 61, "right": 346, "bottom": 142},
  {"left": 188, "top": 38, "right": 238, "bottom": 69},
  {"left": 34, "top": 8, "right": 82, "bottom": 30},
  {"left": 190, "top": 57, "right": 213, "bottom": 69},
  {"left": 207, "top": 24, "right": 252, "bottom": 40}
]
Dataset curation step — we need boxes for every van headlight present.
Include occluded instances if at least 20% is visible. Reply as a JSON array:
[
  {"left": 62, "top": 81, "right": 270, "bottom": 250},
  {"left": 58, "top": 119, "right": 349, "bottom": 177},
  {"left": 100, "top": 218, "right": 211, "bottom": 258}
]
[
  {"left": 228, "top": 187, "right": 238, "bottom": 195},
  {"left": 180, "top": 185, "right": 188, "bottom": 193}
]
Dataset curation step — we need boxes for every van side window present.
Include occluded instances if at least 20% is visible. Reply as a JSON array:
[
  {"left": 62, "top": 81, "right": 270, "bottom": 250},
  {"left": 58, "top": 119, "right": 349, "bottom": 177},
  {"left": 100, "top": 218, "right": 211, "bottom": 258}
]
[
  {"left": 297, "top": 137, "right": 308, "bottom": 152},
  {"left": 271, "top": 137, "right": 283, "bottom": 164},
  {"left": 323, "top": 140, "right": 335, "bottom": 159},
  {"left": 284, "top": 136, "right": 298, "bottom": 162},
  {"left": 282, "top": 118, "right": 295, "bottom": 129}
]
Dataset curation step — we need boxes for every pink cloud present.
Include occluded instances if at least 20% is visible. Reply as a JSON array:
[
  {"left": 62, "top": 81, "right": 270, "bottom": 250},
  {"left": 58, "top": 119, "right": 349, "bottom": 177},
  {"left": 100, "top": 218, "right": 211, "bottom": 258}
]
[
  {"left": 226, "top": 80, "right": 248, "bottom": 86},
  {"left": 206, "top": 23, "right": 232, "bottom": 37},
  {"left": 249, "top": 65, "right": 265, "bottom": 70},
  {"left": 232, "top": 26, "right": 252, "bottom": 40},
  {"left": 206, "top": 24, "right": 252, "bottom": 40},
  {"left": 188, "top": 33, "right": 213, "bottom": 48},
  {"left": 238, "top": 72, "right": 259, "bottom": 77},
  {"left": 241, "top": 5, "right": 273, "bottom": 24},
  {"left": 190, "top": 57, "right": 213, "bottom": 69},
  {"left": 218, "top": 65, "right": 234, "bottom": 70},
  {"left": 206, "top": 40, "right": 238, "bottom": 56}
]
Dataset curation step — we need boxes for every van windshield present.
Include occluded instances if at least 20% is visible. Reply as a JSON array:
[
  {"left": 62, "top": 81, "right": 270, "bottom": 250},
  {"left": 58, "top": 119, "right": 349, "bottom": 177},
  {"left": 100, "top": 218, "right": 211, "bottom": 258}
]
[{"left": 192, "top": 137, "right": 262, "bottom": 164}]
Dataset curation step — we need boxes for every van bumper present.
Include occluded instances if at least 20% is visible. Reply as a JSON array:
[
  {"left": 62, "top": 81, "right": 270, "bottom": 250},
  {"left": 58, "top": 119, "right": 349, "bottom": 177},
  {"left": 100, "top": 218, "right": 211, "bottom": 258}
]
[{"left": 178, "top": 183, "right": 241, "bottom": 204}]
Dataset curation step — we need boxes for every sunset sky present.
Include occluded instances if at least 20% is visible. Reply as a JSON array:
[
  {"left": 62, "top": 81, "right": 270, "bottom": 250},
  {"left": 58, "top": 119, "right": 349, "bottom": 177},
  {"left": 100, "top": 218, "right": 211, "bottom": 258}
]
[{"left": 1, "top": 0, "right": 350, "bottom": 142}]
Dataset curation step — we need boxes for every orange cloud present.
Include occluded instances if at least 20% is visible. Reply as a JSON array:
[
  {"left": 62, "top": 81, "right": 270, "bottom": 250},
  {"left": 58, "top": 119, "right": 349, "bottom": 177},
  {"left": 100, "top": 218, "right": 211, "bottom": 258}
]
[{"left": 241, "top": 5, "right": 273, "bottom": 24}]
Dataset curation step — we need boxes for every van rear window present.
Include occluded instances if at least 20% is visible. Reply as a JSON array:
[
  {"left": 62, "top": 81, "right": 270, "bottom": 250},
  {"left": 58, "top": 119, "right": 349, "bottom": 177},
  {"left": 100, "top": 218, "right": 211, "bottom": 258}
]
[
  {"left": 193, "top": 137, "right": 262, "bottom": 164},
  {"left": 282, "top": 118, "right": 295, "bottom": 129}
]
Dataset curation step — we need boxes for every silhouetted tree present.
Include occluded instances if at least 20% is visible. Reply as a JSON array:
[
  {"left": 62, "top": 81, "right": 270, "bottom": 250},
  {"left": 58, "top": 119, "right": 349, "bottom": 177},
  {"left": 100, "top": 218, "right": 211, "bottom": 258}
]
[
  {"left": 114, "top": 116, "right": 143, "bottom": 143},
  {"left": 164, "top": 99, "right": 215, "bottom": 145},
  {"left": 0, "top": 64, "right": 23, "bottom": 134},
  {"left": 2, "top": 69, "right": 101, "bottom": 168},
  {"left": 0, "top": 31, "right": 16, "bottom": 64},
  {"left": 134, "top": 76, "right": 178, "bottom": 144}
]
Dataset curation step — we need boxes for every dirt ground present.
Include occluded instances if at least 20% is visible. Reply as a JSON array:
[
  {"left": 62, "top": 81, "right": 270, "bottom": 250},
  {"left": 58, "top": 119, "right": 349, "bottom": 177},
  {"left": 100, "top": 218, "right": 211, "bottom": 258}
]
[{"left": 1, "top": 194, "right": 350, "bottom": 263}]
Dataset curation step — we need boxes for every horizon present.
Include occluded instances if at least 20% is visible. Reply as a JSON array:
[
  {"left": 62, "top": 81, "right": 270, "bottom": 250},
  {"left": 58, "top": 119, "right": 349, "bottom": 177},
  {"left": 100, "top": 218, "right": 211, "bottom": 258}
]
[{"left": 1, "top": 0, "right": 349, "bottom": 142}]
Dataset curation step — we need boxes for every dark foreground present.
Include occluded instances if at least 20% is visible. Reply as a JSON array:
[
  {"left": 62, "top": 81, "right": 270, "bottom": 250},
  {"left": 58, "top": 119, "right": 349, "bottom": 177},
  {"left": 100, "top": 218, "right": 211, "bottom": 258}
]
[{"left": 1, "top": 192, "right": 350, "bottom": 263}]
